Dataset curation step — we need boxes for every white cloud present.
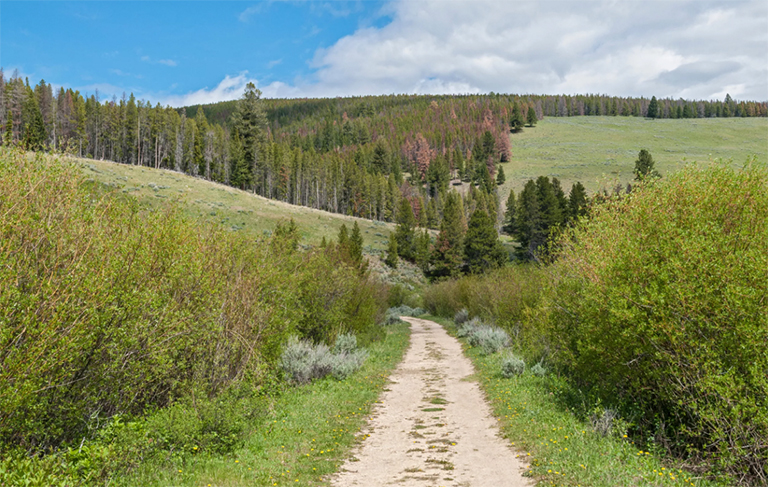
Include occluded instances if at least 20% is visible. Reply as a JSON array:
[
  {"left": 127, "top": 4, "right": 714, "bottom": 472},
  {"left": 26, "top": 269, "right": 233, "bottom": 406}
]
[
  {"left": 159, "top": 73, "right": 271, "bottom": 107},
  {"left": 125, "top": 0, "right": 767, "bottom": 105},
  {"left": 258, "top": 0, "right": 767, "bottom": 100}
]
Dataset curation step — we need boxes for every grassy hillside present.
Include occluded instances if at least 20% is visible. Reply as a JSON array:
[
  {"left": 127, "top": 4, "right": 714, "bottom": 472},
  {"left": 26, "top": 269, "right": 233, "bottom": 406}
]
[
  {"left": 78, "top": 157, "right": 429, "bottom": 290},
  {"left": 79, "top": 158, "right": 397, "bottom": 251},
  {"left": 498, "top": 116, "right": 768, "bottom": 195}
]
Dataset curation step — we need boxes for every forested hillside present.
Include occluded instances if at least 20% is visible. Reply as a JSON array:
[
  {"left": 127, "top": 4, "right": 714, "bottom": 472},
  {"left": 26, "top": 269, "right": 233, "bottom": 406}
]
[{"left": 3, "top": 67, "right": 766, "bottom": 233}]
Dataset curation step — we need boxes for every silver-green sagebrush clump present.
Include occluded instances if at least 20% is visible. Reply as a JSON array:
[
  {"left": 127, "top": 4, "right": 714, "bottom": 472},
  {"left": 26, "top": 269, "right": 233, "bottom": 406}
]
[
  {"left": 501, "top": 354, "right": 525, "bottom": 378},
  {"left": 280, "top": 335, "right": 369, "bottom": 383}
]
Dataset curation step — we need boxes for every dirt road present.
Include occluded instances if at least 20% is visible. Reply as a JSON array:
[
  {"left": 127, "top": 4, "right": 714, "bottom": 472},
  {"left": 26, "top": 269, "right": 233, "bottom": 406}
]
[{"left": 331, "top": 317, "right": 530, "bottom": 487}]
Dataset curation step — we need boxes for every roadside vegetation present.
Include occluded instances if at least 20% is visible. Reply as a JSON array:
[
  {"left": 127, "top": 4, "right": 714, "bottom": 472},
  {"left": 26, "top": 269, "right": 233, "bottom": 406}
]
[
  {"left": 0, "top": 147, "right": 407, "bottom": 486},
  {"left": 429, "top": 314, "right": 728, "bottom": 487},
  {"left": 425, "top": 160, "right": 768, "bottom": 486}
]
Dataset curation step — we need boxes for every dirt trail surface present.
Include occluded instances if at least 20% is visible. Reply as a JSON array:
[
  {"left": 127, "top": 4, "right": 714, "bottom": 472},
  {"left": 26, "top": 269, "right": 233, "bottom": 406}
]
[{"left": 331, "top": 317, "right": 530, "bottom": 487}]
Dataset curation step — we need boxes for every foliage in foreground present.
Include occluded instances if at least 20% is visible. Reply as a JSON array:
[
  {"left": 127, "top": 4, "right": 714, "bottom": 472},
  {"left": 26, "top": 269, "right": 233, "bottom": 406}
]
[
  {"left": 0, "top": 148, "right": 386, "bottom": 477},
  {"left": 430, "top": 314, "right": 728, "bottom": 487},
  {"left": 546, "top": 160, "right": 767, "bottom": 483},
  {"left": 423, "top": 161, "right": 768, "bottom": 485}
]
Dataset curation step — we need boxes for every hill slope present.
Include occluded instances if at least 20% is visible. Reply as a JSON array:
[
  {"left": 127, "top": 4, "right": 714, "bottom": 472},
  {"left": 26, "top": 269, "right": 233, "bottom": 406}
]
[{"left": 80, "top": 157, "right": 396, "bottom": 250}]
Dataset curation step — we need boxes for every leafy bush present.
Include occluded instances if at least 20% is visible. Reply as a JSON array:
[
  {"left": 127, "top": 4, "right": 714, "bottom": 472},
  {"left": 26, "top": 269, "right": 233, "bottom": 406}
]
[
  {"left": 0, "top": 149, "right": 386, "bottom": 455},
  {"left": 423, "top": 264, "right": 545, "bottom": 355},
  {"left": 501, "top": 355, "right": 525, "bottom": 378},
  {"left": 466, "top": 325, "right": 510, "bottom": 355},
  {"left": 453, "top": 308, "right": 469, "bottom": 324},
  {"left": 547, "top": 161, "right": 768, "bottom": 483},
  {"left": 458, "top": 316, "right": 510, "bottom": 355},
  {"left": 329, "top": 349, "right": 369, "bottom": 380}
]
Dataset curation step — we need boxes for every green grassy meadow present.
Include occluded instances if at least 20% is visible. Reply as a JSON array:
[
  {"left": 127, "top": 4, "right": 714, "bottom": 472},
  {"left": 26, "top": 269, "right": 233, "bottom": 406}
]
[
  {"left": 499, "top": 116, "right": 768, "bottom": 195},
  {"left": 78, "top": 158, "right": 397, "bottom": 251}
]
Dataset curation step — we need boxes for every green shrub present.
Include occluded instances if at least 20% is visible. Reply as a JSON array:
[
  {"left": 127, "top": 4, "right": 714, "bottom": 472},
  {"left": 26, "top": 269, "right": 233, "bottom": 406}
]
[
  {"left": 546, "top": 161, "right": 768, "bottom": 483},
  {"left": 382, "top": 313, "right": 406, "bottom": 326},
  {"left": 501, "top": 354, "right": 525, "bottom": 378},
  {"left": 0, "top": 148, "right": 386, "bottom": 457},
  {"left": 423, "top": 264, "right": 545, "bottom": 355}
]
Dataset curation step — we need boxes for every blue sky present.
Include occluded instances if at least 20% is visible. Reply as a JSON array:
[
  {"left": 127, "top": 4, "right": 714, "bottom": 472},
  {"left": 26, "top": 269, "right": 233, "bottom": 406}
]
[{"left": 2, "top": 1, "right": 766, "bottom": 106}]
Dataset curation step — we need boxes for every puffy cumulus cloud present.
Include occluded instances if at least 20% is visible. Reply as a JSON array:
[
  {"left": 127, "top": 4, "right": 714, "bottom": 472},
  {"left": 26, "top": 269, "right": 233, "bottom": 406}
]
[
  {"left": 294, "top": 0, "right": 767, "bottom": 100},
  {"left": 159, "top": 73, "right": 258, "bottom": 106},
  {"left": 157, "top": 73, "right": 301, "bottom": 107},
  {"left": 143, "top": 0, "right": 768, "bottom": 104}
]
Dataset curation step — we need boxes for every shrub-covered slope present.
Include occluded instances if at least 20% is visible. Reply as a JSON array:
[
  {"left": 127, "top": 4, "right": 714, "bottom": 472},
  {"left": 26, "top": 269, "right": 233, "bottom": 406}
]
[{"left": 0, "top": 147, "right": 386, "bottom": 452}]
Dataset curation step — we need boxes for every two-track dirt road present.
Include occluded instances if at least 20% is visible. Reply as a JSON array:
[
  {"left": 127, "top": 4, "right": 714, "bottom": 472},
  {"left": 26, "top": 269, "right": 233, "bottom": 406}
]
[{"left": 331, "top": 317, "right": 530, "bottom": 487}]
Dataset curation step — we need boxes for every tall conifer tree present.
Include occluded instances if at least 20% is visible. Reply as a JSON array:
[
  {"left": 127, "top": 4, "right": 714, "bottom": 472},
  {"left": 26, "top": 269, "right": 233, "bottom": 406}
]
[{"left": 464, "top": 209, "right": 507, "bottom": 274}]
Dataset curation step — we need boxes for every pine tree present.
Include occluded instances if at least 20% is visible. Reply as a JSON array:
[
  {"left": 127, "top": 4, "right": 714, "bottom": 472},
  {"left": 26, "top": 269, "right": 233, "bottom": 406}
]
[
  {"left": 23, "top": 91, "right": 47, "bottom": 151},
  {"left": 551, "top": 178, "right": 569, "bottom": 222},
  {"left": 4, "top": 112, "right": 13, "bottom": 145},
  {"left": 338, "top": 223, "right": 350, "bottom": 249},
  {"left": 536, "top": 176, "right": 563, "bottom": 237},
  {"left": 394, "top": 198, "right": 416, "bottom": 260},
  {"left": 349, "top": 221, "right": 364, "bottom": 265},
  {"left": 496, "top": 165, "right": 506, "bottom": 185},
  {"left": 568, "top": 182, "right": 588, "bottom": 221},
  {"left": 502, "top": 189, "right": 517, "bottom": 235},
  {"left": 475, "top": 159, "right": 495, "bottom": 194},
  {"left": 231, "top": 82, "right": 267, "bottom": 191},
  {"left": 229, "top": 130, "right": 248, "bottom": 189},
  {"left": 426, "top": 198, "right": 439, "bottom": 229},
  {"left": 464, "top": 209, "right": 507, "bottom": 274},
  {"left": 414, "top": 229, "right": 431, "bottom": 272},
  {"left": 634, "top": 149, "right": 660, "bottom": 180},
  {"left": 272, "top": 218, "right": 300, "bottom": 252},
  {"left": 647, "top": 96, "right": 659, "bottom": 119},
  {"left": 430, "top": 192, "right": 466, "bottom": 279},
  {"left": 384, "top": 234, "right": 398, "bottom": 268},
  {"left": 481, "top": 131, "right": 495, "bottom": 163},
  {"left": 372, "top": 141, "right": 388, "bottom": 174},
  {"left": 527, "top": 106, "right": 538, "bottom": 127},
  {"left": 194, "top": 107, "right": 209, "bottom": 177},
  {"left": 510, "top": 103, "right": 524, "bottom": 132},
  {"left": 516, "top": 180, "right": 543, "bottom": 257}
]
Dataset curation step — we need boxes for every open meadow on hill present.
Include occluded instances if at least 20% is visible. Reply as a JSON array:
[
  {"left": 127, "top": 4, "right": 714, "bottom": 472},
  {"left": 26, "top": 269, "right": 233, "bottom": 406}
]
[{"left": 497, "top": 116, "right": 768, "bottom": 195}]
